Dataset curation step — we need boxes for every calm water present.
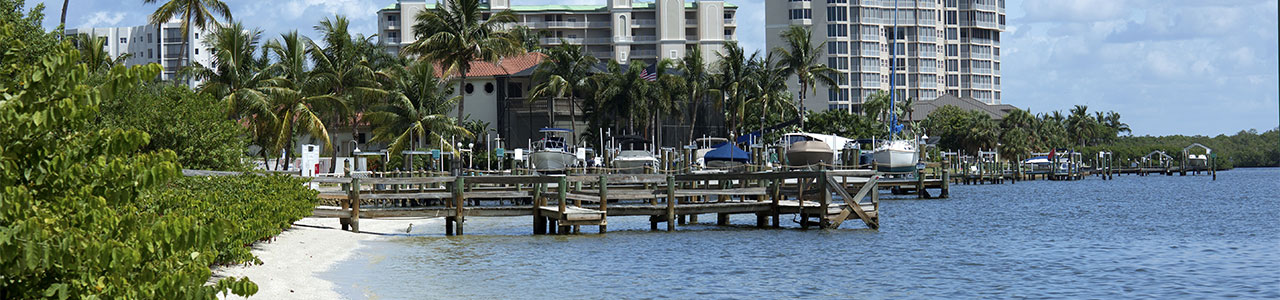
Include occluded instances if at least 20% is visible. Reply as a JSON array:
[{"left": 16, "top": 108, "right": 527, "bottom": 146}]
[{"left": 323, "top": 168, "right": 1280, "bottom": 299}]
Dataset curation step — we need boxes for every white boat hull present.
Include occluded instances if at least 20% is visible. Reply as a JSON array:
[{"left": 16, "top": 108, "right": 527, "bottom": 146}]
[
  {"left": 873, "top": 149, "right": 919, "bottom": 173},
  {"left": 613, "top": 150, "right": 658, "bottom": 174},
  {"left": 530, "top": 151, "right": 576, "bottom": 173}
]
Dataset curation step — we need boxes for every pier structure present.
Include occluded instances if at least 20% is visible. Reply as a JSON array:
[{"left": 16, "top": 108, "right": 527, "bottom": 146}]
[{"left": 306, "top": 169, "right": 924, "bottom": 235}]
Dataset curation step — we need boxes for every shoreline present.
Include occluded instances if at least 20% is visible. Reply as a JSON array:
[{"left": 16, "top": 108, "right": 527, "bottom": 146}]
[{"left": 211, "top": 217, "right": 438, "bottom": 299}]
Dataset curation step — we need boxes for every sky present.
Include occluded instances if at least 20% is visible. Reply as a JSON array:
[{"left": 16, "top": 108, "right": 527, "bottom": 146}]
[{"left": 22, "top": 0, "right": 1280, "bottom": 136}]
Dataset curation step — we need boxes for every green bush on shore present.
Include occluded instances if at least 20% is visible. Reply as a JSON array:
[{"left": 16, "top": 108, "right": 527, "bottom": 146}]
[{"left": 0, "top": 6, "right": 315, "bottom": 298}]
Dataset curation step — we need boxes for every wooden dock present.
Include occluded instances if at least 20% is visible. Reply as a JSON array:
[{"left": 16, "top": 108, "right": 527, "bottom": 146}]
[{"left": 307, "top": 170, "right": 909, "bottom": 235}]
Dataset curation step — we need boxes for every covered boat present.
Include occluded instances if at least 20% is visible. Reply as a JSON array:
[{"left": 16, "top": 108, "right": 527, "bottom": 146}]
[
  {"left": 693, "top": 137, "right": 729, "bottom": 168},
  {"left": 703, "top": 142, "right": 751, "bottom": 172},
  {"left": 781, "top": 133, "right": 837, "bottom": 167}
]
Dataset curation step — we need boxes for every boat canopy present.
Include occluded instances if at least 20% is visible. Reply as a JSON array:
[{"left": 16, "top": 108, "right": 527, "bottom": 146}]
[
  {"left": 781, "top": 133, "right": 855, "bottom": 151},
  {"left": 704, "top": 143, "right": 751, "bottom": 163},
  {"left": 539, "top": 128, "right": 573, "bottom": 133}
]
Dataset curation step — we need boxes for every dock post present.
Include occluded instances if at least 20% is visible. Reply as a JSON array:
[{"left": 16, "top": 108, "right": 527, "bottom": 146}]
[
  {"left": 598, "top": 175, "right": 608, "bottom": 233},
  {"left": 340, "top": 181, "right": 352, "bottom": 231},
  {"left": 454, "top": 177, "right": 465, "bottom": 235},
  {"left": 349, "top": 178, "right": 361, "bottom": 232},
  {"left": 557, "top": 176, "right": 569, "bottom": 234},
  {"left": 533, "top": 183, "right": 546, "bottom": 235},
  {"left": 666, "top": 175, "right": 676, "bottom": 232},
  {"left": 916, "top": 169, "right": 926, "bottom": 199},
  {"left": 819, "top": 170, "right": 831, "bottom": 229},
  {"left": 941, "top": 168, "right": 950, "bottom": 198},
  {"left": 771, "top": 179, "right": 781, "bottom": 228}
]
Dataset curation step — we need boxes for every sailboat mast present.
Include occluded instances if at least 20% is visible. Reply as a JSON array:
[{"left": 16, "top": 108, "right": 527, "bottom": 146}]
[{"left": 889, "top": 0, "right": 899, "bottom": 135}]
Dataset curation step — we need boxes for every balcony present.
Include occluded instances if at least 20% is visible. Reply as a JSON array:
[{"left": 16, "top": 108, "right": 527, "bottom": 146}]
[
  {"left": 583, "top": 37, "right": 613, "bottom": 44},
  {"left": 591, "top": 51, "right": 613, "bottom": 59},
  {"left": 613, "top": 36, "right": 634, "bottom": 43},
  {"left": 725, "top": 18, "right": 735, "bottom": 25},
  {"left": 631, "top": 49, "right": 657, "bottom": 58},
  {"left": 541, "top": 37, "right": 584, "bottom": 45},
  {"left": 633, "top": 35, "right": 658, "bottom": 42},
  {"left": 163, "top": 38, "right": 183, "bottom": 43},
  {"left": 632, "top": 19, "right": 656, "bottom": 27}
]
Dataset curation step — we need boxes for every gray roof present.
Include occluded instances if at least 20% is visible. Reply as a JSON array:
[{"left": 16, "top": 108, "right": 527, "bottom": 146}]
[{"left": 907, "top": 94, "right": 1018, "bottom": 122}]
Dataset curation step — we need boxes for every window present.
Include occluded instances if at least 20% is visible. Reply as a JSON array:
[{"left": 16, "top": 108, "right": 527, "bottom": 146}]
[
  {"left": 194, "top": 48, "right": 199, "bottom": 55},
  {"left": 148, "top": 49, "right": 153, "bottom": 59},
  {"left": 120, "top": 37, "right": 127, "bottom": 44},
  {"left": 465, "top": 83, "right": 475, "bottom": 94},
  {"left": 387, "top": 14, "right": 398, "bottom": 22},
  {"left": 147, "top": 33, "right": 152, "bottom": 43},
  {"left": 194, "top": 33, "right": 199, "bottom": 39},
  {"left": 789, "top": 9, "right": 811, "bottom": 20}
]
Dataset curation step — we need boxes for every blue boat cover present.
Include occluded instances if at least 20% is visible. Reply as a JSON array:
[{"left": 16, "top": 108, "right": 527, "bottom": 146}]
[{"left": 704, "top": 143, "right": 751, "bottom": 163}]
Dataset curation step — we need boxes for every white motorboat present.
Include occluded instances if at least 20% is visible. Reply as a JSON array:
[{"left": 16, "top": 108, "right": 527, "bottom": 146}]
[
  {"left": 612, "top": 136, "right": 658, "bottom": 174},
  {"left": 872, "top": 139, "right": 919, "bottom": 173},
  {"left": 530, "top": 128, "right": 576, "bottom": 173}
]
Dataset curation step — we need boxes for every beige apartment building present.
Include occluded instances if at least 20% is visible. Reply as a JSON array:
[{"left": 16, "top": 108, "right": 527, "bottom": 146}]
[
  {"left": 377, "top": 0, "right": 738, "bottom": 65},
  {"left": 767, "top": 0, "right": 1005, "bottom": 113}
]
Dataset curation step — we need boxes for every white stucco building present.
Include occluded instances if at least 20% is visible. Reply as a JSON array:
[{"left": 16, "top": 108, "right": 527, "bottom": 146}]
[
  {"left": 766, "top": 0, "right": 1005, "bottom": 113},
  {"left": 377, "top": 0, "right": 738, "bottom": 65},
  {"left": 66, "top": 19, "right": 213, "bottom": 85}
]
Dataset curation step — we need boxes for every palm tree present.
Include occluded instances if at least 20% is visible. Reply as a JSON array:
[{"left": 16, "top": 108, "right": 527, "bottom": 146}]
[
  {"left": 144, "top": 0, "right": 232, "bottom": 82},
  {"left": 404, "top": 0, "right": 523, "bottom": 126},
  {"left": 680, "top": 46, "right": 712, "bottom": 142},
  {"left": 185, "top": 22, "right": 277, "bottom": 165},
  {"left": 367, "top": 59, "right": 471, "bottom": 158},
  {"left": 774, "top": 25, "right": 836, "bottom": 130},
  {"left": 650, "top": 58, "right": 688, "bottom": 143},
  {"left": 713, "top": 42, "right": 755, "bottom": 138},
  {"left": 1105, "top": 111, "right": 1130, "bottom": 135},
  {"left": 861, "top": 90, "right": 890, "bottom": 122},
  {"left": 745, "top": 52, "right": 795, "bottom": 138},
  {"left": 262, "top": 31, "right": 341, "bottom": 168},
  {"left": 527, "top": 42, "right": 597, "bottom": 144},
  {"left": 310, "top": 16, "right": 387, "bottom": 165},
  {"left": 70, "top": 34, "right": 131, "bottom": 72},
  {"left": 1067, "top": 105, "right": 1094, "bottom": 147},
  {"left": 59, "top": 0, "right": 69, "bottom": 38}
]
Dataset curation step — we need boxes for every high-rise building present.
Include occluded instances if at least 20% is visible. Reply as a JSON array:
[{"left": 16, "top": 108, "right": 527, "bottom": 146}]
[
  {"left": 66, "top": 19, "right": 213, "bottom": 85},
  {"left": 377, "top": 0, "right": 738, "bottom": 65},
  {"left": 766, "top": 0, "right": 1005, "bottom": 113}
]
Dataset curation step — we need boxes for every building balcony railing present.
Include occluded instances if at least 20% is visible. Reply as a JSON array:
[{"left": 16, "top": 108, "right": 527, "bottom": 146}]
[
  {"left": 163, "top": 38, "right": 183, "bottom": 43},
  {"left": 686, "top": 19, "right": 698, "bottom": 25},
  {"left": 583, "top": 37, "right": 613, "bottom": 44},
  {"left": 541, "top": 37, "right": 584, "bottom": 44},
  {"left": 631, "top": 19, "right": 657, "bottom": 27},
  {"left": 613, "top": 36, "right": 633, "bottom": 43},
  {"left": 591, "top": 51, "right": 613, "bottom": 59},
  {"left": 631, "top": 49, "right": 657, "bottom": 57},
  {"left": 634, "top": 35, "right": 658, "bottom": 42},
  {"left": 725, "top": 18, "right": 735, "bottom": 25}
]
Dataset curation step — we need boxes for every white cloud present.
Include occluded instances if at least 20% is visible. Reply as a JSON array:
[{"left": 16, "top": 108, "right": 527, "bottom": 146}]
[{"left": 79, "top": 11, "right": 126, "bottom": 28}]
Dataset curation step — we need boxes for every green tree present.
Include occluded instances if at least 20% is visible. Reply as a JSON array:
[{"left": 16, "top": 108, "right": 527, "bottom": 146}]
[
  {"left": 144, "top": 0, "right": 232, "bottom": 81},
  {"left": 528, "top": 42, "right": 597, "bottom": 144},
  {"left": 1067, "top": 104, "right": 1096, "bottom": 147},
  {"left": 264, "top": 30, "right": 338, "bottom": 168},
  {"left": 69, "top": 33, "right": 130, "bottom": 73},
  {"left": 0, "top": 24, "right": 257, "bottom": 297},
  {"left": 680, "top": 46, "right": 713, "bottom": 142},
  {"left": 712, "top": 42, "right": 755, "bottom": 138},
  {"left": 404, "top": 0, "right": 523, "bottom": 125},
  {"left": 310, "top": 16, "right": 387, "bottom": 170},
  {"left": 367, "top": 59, "right": 470, "bottom": 158},
  {"left": 185, "top": 22, "right": 279, "bottom": 165},
  {"left": 743, "top": 52, "right": 796, "bottom": 136},
  {"left": 774, "top": 25, "right": 836, "bottom": 130}
]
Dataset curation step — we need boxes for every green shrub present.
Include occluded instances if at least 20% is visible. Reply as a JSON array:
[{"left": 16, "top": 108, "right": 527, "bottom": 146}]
[
  {"left": 95, "top": 84, "right": 250, "bottom": 171},
  {"left": 143, "top": 175, "right": 318, "bottom": 265},
  {"left": 0, "top": 17, "right": 263, "bottom": 298}
]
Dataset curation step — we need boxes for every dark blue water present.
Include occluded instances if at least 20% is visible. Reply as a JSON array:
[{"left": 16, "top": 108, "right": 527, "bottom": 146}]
[{"left": 324, "top": 168, "right": 1280, "bottom": 299}]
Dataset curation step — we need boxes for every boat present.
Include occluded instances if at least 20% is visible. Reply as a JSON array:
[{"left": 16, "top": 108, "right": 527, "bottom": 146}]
[
  {"left": 703, "top": 142, "right": 751, "bottom": 172},
  {"left": 1188, "top": 154, "right": 1208, "bottom": 167},
  {"left": 612, "top": 136, "right": 658, "bottom": 174},
  {"left": 692, "top": 137, "right": 729, "bottom": 168},
  {"left": 779, "top": 133, "right": 834, "bottom": 167},
  {"left": 870, "top": 1, "right": 922, "bottom": 174},
  {"left": 872, "top": 139, "right": 919, "bottom": 173},
  {"left": 529, "top": 128, "right": 577, "bottom": 173},
  {"left": 1022, "top": 156, "right": 1052, "bottom": 171}
]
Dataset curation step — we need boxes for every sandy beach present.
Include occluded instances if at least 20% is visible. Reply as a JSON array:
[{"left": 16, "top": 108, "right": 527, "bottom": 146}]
[{"left": 212, "top": 216, "right": 438, "bottom": 299}]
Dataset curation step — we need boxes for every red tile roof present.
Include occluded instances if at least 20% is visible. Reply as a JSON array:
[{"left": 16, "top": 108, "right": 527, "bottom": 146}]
[{"left": 434, "top": 52, "right": 545, "bottom": 78}]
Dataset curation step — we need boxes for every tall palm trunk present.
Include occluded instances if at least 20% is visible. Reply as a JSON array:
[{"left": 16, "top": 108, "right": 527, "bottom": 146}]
[
  {"left": 798, "top": 81, "right": 807, "bottom": 130},
  {"left": 568, "top": 96, "right": 577, "bottom": 145},
  {"left": 59, "top": 0, "right": 68, "bottom": 39},
  {"left": 687, "top": 92, "right": 699, "bottom": 143},
  {"left": 456, "top": 75, "right": 467, "bottom": 125}
]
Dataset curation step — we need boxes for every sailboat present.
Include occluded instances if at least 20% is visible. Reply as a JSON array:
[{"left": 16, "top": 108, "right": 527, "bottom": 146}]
[
  {"left": 529, "top": 128, "right": 577, "bottom": 173},
  {"left": 872, "top": 0, "right": 920, "bottom": 173}
]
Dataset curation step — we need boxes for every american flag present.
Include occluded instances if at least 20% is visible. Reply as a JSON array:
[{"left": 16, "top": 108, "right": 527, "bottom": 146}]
[{"left": 639, "top": 63, "right": 658, "bottom": 82}]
